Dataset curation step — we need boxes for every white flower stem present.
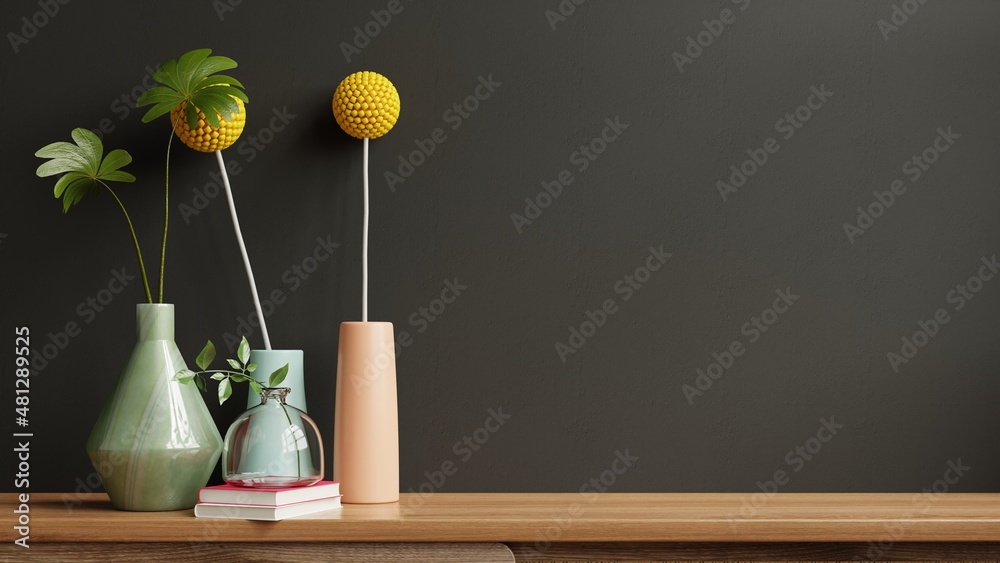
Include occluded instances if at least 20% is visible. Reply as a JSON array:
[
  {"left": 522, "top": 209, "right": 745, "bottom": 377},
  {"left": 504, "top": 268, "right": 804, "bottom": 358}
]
[
  {"left": 362, "top": 137, "right": 369, "bottom": 323},
  {"left": 216, "top": 150, "right": 271, "bottom": 350}
]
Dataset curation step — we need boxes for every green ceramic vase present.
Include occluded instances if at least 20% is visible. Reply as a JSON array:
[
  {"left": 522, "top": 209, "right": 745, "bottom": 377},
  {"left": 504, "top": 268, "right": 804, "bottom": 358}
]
[{"left": 86, "top": 304, "right": 223, "bottom": 511}]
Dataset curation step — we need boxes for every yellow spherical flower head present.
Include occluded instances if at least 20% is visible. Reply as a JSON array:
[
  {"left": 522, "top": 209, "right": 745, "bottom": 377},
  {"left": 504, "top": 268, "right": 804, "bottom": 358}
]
[
  {"left": 170, "top": 98, "right": 247, "bottom": 153},
  {"left": 136, "top": 49, "right": 250, "bottom": 152},
  {"left": 333, "top": 71, "right": 400, "bottom": 139}
]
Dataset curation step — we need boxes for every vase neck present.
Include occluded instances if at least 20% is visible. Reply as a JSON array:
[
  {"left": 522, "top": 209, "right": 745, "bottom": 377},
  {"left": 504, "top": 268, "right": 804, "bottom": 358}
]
[
  {"left": 260, "top": 387, "right": 291, "bottom": 405},
  {"left": 137, "top": 304, "right": 174, "bottom": 341}
]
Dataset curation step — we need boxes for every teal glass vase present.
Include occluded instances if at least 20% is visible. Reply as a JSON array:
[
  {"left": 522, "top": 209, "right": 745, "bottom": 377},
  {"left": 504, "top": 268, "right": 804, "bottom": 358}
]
[
  {"left": 86, "top": 304, "right": 223, "bottom": 511},
  {"left": 239, "top": 349, "right": 308, "bottom": 480},
  {"left": 223, "top": 387, "right": 323, "bottom": 487}
]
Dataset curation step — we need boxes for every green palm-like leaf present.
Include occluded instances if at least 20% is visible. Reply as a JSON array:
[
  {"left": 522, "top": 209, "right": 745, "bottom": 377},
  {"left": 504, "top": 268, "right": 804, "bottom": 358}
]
[
  {"left": 36, "top": 158, "right": 85, "bottom": 178},
  {"left": 137, "top": 48, "right": 248, "bottom": 131},
  {"left": 194, "top": 55, "right": 238, "bottom": 78},
  {"left": 36, "top": 142, "right": 95, "bottom": 177},
  {"left": 35, "top": 128, "right": 136, "bottom": 213},
  {"left": 201, "top": 85, "right": 249, "bottom": 104},
  {"left": 185, "top": 103, "right": 200, "bottom": 129},
  {"left": 98, "top": 149, "right": 132, "bottom": 176},
  {"left": 177, "top": 48, "right": 211, "bottom": 75},
  {"left": 137, "top": 86, "right": 185, "bottom": 106},
  {"left": 71, "top": 128, "right": 101, "bottom": 162},
  {"left": 197, "top": 74, "right": 245, "bottom": 90},
  {"left": 192, "top": 91, "right": 241, "bottom": 128},
  {"left": 35, "top": 141, "right": 93, "bottom": 170},
  {"left": 62, "top": 178, "right": 99, "bottom": 212},
  {"left": 53, "top": 172, "right": 89, "bottom": 197},
  {"left": 152, "top": 60, "right": 182, "bottom": 92},
  {"left": 138, "top": 103, "right": 174, "bottom": 124},
  {"left": 101, "top": 170, "right": 137, "bottom": 183}
]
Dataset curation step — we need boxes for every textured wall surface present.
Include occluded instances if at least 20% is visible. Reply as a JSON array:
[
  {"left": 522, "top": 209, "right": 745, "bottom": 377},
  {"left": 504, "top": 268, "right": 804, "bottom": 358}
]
[{"left": 2, "top": 0, "right": 999, "bottom": 495}]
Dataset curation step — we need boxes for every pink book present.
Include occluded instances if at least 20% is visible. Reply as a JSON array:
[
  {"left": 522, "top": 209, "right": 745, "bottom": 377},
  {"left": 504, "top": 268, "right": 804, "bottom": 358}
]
[{"left": 198, "top": 481, "right": 340, "bottom": 506}]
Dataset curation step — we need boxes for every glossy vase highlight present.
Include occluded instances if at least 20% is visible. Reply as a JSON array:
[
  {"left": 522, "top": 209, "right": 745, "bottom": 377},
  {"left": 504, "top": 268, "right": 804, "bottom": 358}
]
[
  {"left": 86, "top": 304, "right": 223, "bottom": 511},
  {"left": 224, "top": 387, "right": 323, "bottom": 487},
  {"left": 334, "top": 321, "right": 399, "bottom": 503}
]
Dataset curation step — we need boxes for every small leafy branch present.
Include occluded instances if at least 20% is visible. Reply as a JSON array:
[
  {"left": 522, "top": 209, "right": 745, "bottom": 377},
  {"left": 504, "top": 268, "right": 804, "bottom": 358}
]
[{"left": 173, "top": 336, "right": 287, "bottom": 405}]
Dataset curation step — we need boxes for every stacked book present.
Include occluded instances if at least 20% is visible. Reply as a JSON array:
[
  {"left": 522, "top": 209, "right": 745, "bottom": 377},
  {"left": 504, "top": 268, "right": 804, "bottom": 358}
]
[{"left": 194, "top": 481, "right": 342, "bottom": 521}]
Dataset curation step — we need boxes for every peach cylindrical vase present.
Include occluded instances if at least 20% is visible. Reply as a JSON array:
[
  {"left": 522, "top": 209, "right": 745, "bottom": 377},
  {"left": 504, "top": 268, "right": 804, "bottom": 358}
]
[{"left": 333, "top": 321, "right": 399, "bottom": 503}]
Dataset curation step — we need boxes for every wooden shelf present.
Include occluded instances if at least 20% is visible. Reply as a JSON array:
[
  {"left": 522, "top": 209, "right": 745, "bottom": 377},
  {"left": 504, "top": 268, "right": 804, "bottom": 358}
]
[
  {"left": 6, "top": 492, "right": 1000, "bottom": 543},
  {"left": 8, "top": 493, "right": 1000, "bottom": 561}
]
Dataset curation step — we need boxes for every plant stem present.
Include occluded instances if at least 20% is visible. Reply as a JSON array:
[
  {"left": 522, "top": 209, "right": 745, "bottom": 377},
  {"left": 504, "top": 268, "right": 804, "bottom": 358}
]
[
  {"left": 158, "top": 123, "right": 176, "bottom": 304},
  {"left": 362, "top": 137, "right": 369, "bottom": 322},
  {"left": 97, "top": 180, "right": 152, "bottom": 303},
  {"left": 279, "top": 402, "right": 303, "bottom": 479},
  {"left": 217, "top": 150, "right": 271, "bottom": 349},
  {"left": 192, "top": 370, "right": 263, "bottom": 380}
]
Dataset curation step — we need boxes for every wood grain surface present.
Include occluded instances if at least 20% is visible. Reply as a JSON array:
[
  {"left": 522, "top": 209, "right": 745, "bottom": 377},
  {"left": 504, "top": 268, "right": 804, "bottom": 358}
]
[
  {"left": 0, "top": 542, "right": 514, "bottom": 562},
  {"left": 4, "top": 492, "right": 1000, "bottom": 544},
  {"left": 509, "top": 541, "right": 1000, "bottom": 562}
]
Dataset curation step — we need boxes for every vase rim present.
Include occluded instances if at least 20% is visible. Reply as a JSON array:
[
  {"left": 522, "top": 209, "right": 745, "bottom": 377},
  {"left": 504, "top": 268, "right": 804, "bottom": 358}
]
[{"left": 260, "top": 387, "right": 292, "bottom": 405}]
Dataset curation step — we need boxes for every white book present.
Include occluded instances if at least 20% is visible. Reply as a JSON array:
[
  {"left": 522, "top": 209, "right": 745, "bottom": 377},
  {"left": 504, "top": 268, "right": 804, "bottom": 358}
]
[
  {"left": 194, "top": 496, "right": 342, "bottom": 521},
  {"left": 198, "top": 481, "right": 340, "bottom": 506}
]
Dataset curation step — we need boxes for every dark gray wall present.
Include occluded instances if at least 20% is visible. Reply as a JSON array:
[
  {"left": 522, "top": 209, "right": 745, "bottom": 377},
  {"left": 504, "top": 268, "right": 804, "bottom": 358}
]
[{"left": 3, "top": 0, "right": 999, "bottom": 496}]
